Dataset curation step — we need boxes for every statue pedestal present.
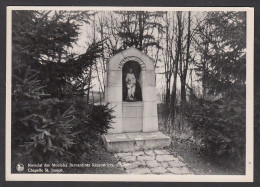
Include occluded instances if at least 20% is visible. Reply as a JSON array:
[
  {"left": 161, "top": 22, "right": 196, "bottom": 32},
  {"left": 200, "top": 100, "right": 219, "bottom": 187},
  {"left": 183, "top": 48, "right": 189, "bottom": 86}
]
[{"left": 102, "top": 131, "right": 171, "bottom": 153}]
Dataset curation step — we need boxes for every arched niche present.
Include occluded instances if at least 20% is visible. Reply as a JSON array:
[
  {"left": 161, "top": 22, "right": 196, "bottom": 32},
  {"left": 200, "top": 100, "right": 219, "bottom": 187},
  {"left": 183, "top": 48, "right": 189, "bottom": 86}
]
[
  {"left": 107, "top": 47, "right": 155, "bottom": 71},
  {"left": 122, "top": 61, "right": 142, "bottom": 102}
]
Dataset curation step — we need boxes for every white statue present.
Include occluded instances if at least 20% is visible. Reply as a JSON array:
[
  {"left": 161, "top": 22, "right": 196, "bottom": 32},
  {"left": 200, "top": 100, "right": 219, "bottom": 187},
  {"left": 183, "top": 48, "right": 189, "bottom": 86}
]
[{"left": 126, "top": 68, "right": 136, "bottom": 101}]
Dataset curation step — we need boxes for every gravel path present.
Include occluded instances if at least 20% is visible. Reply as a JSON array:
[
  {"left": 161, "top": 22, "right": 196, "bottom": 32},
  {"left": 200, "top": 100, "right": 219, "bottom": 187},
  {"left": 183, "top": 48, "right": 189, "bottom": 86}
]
[{"left": 115, "top": 149, "right": 194, "bottom": 175}]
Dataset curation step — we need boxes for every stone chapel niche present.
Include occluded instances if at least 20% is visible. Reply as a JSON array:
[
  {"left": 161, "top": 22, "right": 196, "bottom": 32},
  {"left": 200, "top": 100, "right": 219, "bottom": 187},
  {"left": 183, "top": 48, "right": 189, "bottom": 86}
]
[
  {"left": 122, "top": 61, "right": 142, "bottom": 102},
  {"left": 103, "top": 47, "right": 171, "bottom": 152}
]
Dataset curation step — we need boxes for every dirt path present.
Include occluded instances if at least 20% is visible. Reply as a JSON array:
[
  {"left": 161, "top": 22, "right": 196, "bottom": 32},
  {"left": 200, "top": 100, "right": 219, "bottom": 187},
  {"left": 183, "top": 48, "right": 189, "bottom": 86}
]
[{"left": 168, "top": 140, "right": 244, "bottom": 175}]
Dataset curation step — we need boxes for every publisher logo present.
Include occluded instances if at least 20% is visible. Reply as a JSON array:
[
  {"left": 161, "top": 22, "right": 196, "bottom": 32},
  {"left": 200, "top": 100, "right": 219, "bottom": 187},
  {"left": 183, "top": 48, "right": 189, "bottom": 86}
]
[{"left": 16, "top": 163, "right": 24, "bottom": 172}]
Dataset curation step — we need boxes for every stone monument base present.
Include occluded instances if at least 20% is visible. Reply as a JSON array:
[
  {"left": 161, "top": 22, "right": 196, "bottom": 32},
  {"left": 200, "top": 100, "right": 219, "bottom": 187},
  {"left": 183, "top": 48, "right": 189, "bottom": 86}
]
[{"left": 102, "top": 131, "right": 171, "bottom": 153}]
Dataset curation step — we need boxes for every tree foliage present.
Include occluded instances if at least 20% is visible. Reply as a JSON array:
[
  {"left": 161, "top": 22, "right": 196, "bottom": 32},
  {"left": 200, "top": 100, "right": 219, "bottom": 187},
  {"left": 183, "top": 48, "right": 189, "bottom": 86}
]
[
  {"left": 194, "top": 12, "right": 246, "bottom": 97},
  {"left": 183, "top": 97, "right": 245, "bottom": 170},
  {"left": 11, "top": 10, "right": 113, "bottom": 170},
  {"left": 115, "top": 11, "right": 164, "bottom": 52},
  {"left": 183, "top": 11, "right": 246, "bottom": 170}
]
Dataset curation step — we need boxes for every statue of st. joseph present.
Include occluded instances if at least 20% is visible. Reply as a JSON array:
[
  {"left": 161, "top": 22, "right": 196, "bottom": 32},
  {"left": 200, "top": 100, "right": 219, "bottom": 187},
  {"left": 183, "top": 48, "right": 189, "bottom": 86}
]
[{"left": 125, "top": 68, "right": 136, "bottom": 101}]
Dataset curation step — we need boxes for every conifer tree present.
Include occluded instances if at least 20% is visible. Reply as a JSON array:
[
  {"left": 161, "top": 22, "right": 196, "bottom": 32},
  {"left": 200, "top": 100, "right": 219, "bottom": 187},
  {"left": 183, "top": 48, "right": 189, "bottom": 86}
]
[{"left": 12, "top": 10, "right": 113, "bottom": 169}]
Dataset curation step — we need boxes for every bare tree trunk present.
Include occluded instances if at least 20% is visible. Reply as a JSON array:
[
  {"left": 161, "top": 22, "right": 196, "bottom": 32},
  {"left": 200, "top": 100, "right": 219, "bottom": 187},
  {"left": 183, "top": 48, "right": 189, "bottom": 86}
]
[
  {"left": 165, "top": 80, "right": 171, "bottom": 103},
  {"left": 170, "top": 12, "right": 182, "bottom": 120},
  {"left": 180, "top": 11, "right": 191, "bottom": 104},
  {"left": 138, "top": 11, "right": 144, "bottom": 50},
  {"left": 180, "top": 79, "right": 186, "bottom": 102},
  {"left": 87, "top": 13, "right": 96, "bottom": 103},
  {"left": 163, "top": 12, "right": 173, "bottom": 105}
]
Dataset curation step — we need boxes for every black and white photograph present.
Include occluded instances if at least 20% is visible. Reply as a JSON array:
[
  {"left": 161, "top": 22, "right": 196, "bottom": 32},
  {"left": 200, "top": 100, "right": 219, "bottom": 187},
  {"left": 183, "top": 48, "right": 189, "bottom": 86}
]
[{"left": 5, "top": 6, "right": 254, "bottom": 182}]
